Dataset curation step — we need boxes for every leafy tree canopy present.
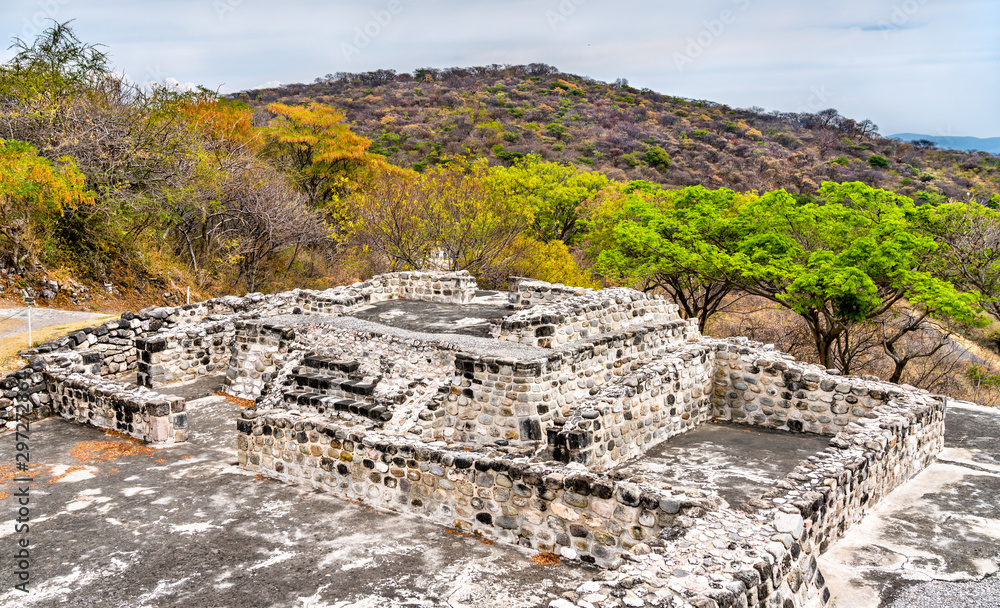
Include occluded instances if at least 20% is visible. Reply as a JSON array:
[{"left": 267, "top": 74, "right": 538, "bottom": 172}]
[
  {"left": 590, "top": 180, "right": 983, "bottom": 368},
  {"left": 264, "top": 102, "right": 379, "bottom": 208},
  {"left": 1, "top": 20, "right": 109, "bottom": 100},
  {"left": 0, "top": 139, "right": 93, "bottom": 267},
  {"left": 488, "top": 154, "right": 609, "bottom": 245}
]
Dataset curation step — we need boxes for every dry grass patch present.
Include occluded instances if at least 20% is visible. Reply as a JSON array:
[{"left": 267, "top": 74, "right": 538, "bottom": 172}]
[
  {"left": 531, "top": 552, "right": 561, "bottom": 566},
  {"left": 0, "top": 314, "right": 117, "bottom": 372},
  {"left": 216, "top": 392, "right": 256, "bottom": 408}
]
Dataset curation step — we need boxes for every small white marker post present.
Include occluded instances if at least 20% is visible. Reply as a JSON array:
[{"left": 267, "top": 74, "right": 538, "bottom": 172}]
[{"left": 25, "top": 296, "right": 34, "bottom": 348}]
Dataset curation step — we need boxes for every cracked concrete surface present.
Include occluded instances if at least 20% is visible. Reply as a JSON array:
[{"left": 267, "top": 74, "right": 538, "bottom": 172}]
[
  {"left": 0, "top": 393, "right": 596, "bottom": 607},
  {"left": 819, "top": 402, "right": 1000, "bottom": 608},
  {"left": 616, "top": 422, "right": 831, "bottom": 508}
]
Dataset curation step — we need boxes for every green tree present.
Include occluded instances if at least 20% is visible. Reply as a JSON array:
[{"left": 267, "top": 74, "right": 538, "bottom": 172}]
[
  {"left": 0, "top": 20, "right": 109, "bottom": 100},
  {"left": 728, "top": 182, "right": 981, "bottom": 371},
  {"left": 592, "top": 180, "right": 983, "bottom": 373},
  {"left": 589, "top": 182, "right": 744, "bottom": 332},
  {"left": 644, "top": 145, "right": 671, "bottom": 171},
  {"left": 545, "top": 122, "right": 567, "bottom": 139},
  {"left": 0, "top": 140, "right": 93, "bottom": 268},
  {"left": 868, "top": 154, "right": 889, "bottom": 168},
  {"left": 918, "top": 200, "right": 1000, "bottom": 320},
  {"left": 488, "top": 155, "right": 609, "bottom": 245}
]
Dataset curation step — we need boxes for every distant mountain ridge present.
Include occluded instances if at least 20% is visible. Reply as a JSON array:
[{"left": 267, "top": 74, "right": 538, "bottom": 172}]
[{"left": 891, "top": 133, "right": 1000, "bottom": 155}]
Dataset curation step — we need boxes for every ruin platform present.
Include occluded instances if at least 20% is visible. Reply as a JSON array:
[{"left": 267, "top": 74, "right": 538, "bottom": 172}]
[{"left": 0, "top": 271, "right": 967, "bottom": 608}]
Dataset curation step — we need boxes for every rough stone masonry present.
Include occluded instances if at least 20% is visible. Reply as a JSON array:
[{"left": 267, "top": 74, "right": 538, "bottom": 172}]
[{"left": 0, "top": 270, "right": 951, "bottom": 608}]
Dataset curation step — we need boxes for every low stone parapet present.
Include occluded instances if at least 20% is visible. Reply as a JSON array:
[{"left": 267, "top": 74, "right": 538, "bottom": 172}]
[
  {"left": 497, "top": 287, "right": 688, "bottom": 348},
  {"left": 237, "top": 408, "right": 718, "bottom": 567},
  {"left": 711, "top": 339, "right": 916, "bottom": 435},
  {"left": 47, "top": 371, "right": 187, "bottom": 443},
  {"left": 371, "top": 270, "right": 478, "bottom": 304},
  {"left": 506, "top": 277, "right": 595, "bottom": 309}
]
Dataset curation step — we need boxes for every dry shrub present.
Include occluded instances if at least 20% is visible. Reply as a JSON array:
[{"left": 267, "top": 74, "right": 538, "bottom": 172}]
[
  {"left": 706, "top": 293, "right": 999, "bottom": 408},
  {"left": 706, "top": 295, "right": 815, "bottom": 362}
]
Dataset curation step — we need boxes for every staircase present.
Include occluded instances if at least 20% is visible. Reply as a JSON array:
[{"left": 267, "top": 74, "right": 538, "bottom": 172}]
[{"left": 280, "top": 354, "right": 393, "bottom": 423}]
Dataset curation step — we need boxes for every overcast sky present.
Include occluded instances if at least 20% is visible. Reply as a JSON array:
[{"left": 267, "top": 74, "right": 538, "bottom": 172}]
[{"left": 2, "top": 0, "right": 998, "bottom": 138}]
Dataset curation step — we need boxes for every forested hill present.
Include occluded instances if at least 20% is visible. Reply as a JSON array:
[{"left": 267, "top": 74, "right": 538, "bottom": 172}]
[{"left": 234, "top": 64, "right": 1000, "bottom": 204}]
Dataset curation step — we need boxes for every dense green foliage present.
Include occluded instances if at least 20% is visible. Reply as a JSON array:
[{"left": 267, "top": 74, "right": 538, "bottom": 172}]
[{"left": 589, "top": 180, "right": 987, "bottom": 375}]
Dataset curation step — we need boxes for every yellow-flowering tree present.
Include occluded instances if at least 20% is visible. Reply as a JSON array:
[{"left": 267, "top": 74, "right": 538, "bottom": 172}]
[
  {"left": 264, "top": 102, "right": 377, "bottom": 208},
  {"left": 0, "top": 140, "right": 93, "bottom": 268}
]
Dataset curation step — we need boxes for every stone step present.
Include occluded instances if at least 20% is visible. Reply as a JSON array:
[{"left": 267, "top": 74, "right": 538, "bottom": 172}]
[
  {"left": 300, "top": 355, "right": 360, "bottom": 374},
  {"left": 281, "top": 391, "right": 392, "bottom": 422},
  {"left": 290, "top": 372, "right": 377, "bottom": 397}
]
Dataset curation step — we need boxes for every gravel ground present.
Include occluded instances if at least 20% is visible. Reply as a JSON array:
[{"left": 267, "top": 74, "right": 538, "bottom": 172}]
[{"left": 885, "top": 573, "right": 1000, "bottom": 608}]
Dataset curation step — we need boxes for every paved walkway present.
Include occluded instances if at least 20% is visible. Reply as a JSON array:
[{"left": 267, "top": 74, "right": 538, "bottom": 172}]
[{"left": 819, "top": 402, "right": 1000, "bottom": 608}]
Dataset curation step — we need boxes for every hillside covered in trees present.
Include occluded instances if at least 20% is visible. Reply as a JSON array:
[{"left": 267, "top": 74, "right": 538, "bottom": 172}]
[
  {"left": 4, "top": 25, "right": 1000, "bottom": 405},
  {"left": 237, "top": 64, "right": 1000, "bottom": 205}
]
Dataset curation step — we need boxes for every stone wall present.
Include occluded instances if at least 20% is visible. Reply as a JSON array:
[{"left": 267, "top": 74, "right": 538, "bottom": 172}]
[
  {"left": 547, "top": 343, "right": 716, "bottom": 469},
  {"left": 370, "top": 270, "right": 478, "bottom": 304},
  {"left": 135, "top": 320, "right": 234, "bottom": 388},
  {"left": 434, "top": 321, "right": 703, "bottom": 446},
  {"left": 236, "top": 408, "right": 718, "bottom": 568},
  {"left": 0, "top": 364, "right": 49, "bottom": 420},
  {"left": 505, "top": 277, "right": 595, "bottom": 309},
  {"left": 497, "top": 288, "right": 690, "bottom": 348},
  {"left": 0, "top": 350, "right": 104, "bottom": 420},
  {"left": 224, "top": 321, "right": 300, "bottom": 399},
  {"left": 1, "top": 271, "right": 481, "bottom": 424},
  {"left": 20, "top": 312, "right": 164, "bottom": 380},
  {"left": 286, "top": 288, "right": 371, "bottom": 316},
  {"left": 726, "top": 392, "right": 946, "bottom": 608},
  {"left": 711, "top": 340, "right": 900, "bottom": 436},
  {"left": 47, "top": 371, "right": 188, "bottom": 443}
]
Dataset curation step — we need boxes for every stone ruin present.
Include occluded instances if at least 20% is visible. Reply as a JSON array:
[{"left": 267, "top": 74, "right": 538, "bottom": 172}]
[{"left": 1, "top": 271, "right": 950, "bottom": 608}]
